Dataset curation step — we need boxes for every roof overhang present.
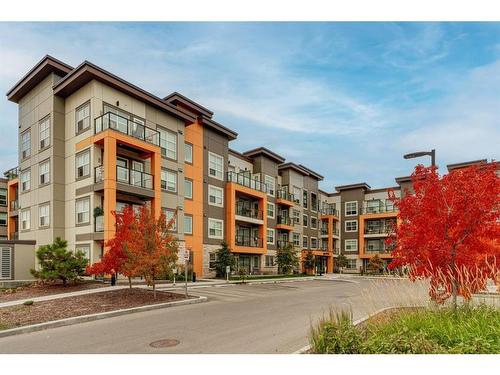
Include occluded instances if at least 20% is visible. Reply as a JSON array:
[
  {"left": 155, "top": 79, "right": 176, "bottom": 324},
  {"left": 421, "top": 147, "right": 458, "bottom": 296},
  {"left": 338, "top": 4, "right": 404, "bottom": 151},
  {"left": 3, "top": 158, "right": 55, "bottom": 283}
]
[
  {"left": 201, "top": 116, "right": 238, "bottom": 140},
  {"left": 229, "top": 148, "right": 253, "bottom": 162},
  {"left": 164, "top": 92, "right": 214, "bottom": 118},
  {"left": 6, "top": 55, "right": 73, "bottom": 103},
  {"left": 243, "top": 147, "right": 285, "bottom": 164},
  {"left": 335, "top": 182, "right": 371, "bottom": 192},
  {"left": 298, "top": 164, "right": 324, "bottom": 181},
  {"left": 395, "top": 176, "right": 412, "bottom": 184},
  {"left": 278, "top": 162, "right": 310, "bottom": 176},
  {"left": 446, "top": 159, "right": 488, "bottom": 172},
  {"left": 52, "top": 61, "right": 196, "bottom": 124}
]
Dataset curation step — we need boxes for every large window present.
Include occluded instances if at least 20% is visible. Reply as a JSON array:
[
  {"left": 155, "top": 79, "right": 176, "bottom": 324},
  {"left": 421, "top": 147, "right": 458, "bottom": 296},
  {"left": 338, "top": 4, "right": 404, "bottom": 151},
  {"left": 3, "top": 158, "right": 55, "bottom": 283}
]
[
  {"left": 302, "top": 214, "right": 308, "bottom": 227},
  {"left": 292, "top": 209, "right": 300, "bottom": 225},
  {"left": 75, "top": 244, "right": 91, "bottom": 264},
  {"left": 184, "top": 143, "right": 193, "bottom": 164},
  {"left": 39, "top": 116, "right": 50, "bottom": 149},
  {"left": 302, "top": 235, "right": 308, "bottom": 248},
  {"left": 209, "top": 253, "right": 217, "bottom": 269},
  {"left": 39, "top": 203, "right": 50, "bottom": 227},
  {"left": 208, "top": 152, "right": 224, "bottom": 180},
  {"left": 76, "top": 102, "right": 90, "bottom": 133},
  {"left": 267, "top": 202, "right": 275, "bottom": 218},
  {"left": 76, "top": 197, "right": 90, "bottom": 225},
  {"left": 303, "top": 190, "right": 308, "bottom": 209},
  {"left": 158, "top": 127, "right": 177, "bottom": 160},
  {"left": 292, "top": 232, "right": 300, "bottom": 246},
  {"left": 21, "top": 130, "right": 31, "bottom": 160},
  {"left": 76, "top": 150, "right": 90, "bottom": 179},
  {"left": 311, "top": 237, "right": 318, "bottom": 249},
  {"left": 39, "top": 159, "right": 50, "bottom": 185},
  {"left": 310, "top": 217, "right": 318, "bottom": 229},
  {"left": 0, "top": 212, "right": 7, "bottom": 226},
  {"left": 184, "top": 179, "right": 193, "bottom": 199},
  {"left": 21, "top": 169, "right": 31, "bottom": 192},
  {"left": 310, "top": 192, "right": 317, "bottom": 211},
  {"left": 345, "top": 239, "right": 358, "bottom": 252},
  {"left": 0, "top": 188, "right": 7, "bottom": 206},
  {"left": 163, "top": 209, "right": 177, "bottom": 231},
  {"left": 293, "top": 186, "right": 301, "bottom": 204},
  {"left": 264, "top": 175, "right": 275, "bottom": 196},
  {"left": 265, "top": 255, "right": 275, "bottom": 267},
  {"left": 208, "top": 185, "right": 224, "bottom": 207},
  {"left": 267, "top": 228, "right": 275, "bottom": 244},
  {"left": 21, "top": 208, "right": 31, "bottom": 230},
  {"left": 346, "top": 259, "right": 357, "bottom": 270},
  {"left": 208, "top": 218, "right": 223, "bottom": 239},
  {"left": 345, "top": 201, "right": 358, "bottom": 216},
  {"left": 345, "top": 220, "right": 358, "bottom": 232},
  {"left": 184, "top": 215, "right": 193, "bottom": 235},
  {"left": 161, "top": 169, "right": 177, "bottom": 192}
]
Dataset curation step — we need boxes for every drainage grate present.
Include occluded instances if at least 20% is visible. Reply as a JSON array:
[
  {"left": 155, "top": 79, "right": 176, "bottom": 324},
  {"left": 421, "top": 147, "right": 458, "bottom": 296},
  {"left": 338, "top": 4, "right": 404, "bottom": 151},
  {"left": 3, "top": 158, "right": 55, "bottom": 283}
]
[{"left": 149, "top": 339, "right": 180, "bottom": 348}]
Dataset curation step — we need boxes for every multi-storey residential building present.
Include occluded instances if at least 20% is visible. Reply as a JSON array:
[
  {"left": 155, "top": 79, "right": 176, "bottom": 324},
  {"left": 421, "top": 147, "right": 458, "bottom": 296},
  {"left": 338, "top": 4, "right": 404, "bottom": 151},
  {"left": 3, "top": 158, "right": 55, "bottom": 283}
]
[{"left": 1, "top": 55, "right": 496, "bottom": 282}]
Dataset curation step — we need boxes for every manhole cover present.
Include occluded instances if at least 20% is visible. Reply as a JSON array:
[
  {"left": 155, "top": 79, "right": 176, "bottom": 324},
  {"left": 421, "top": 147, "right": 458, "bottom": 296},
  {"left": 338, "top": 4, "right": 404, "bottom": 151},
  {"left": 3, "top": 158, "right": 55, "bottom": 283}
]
[{"left": 149, "top": 339, "right": 180, "bottom": 348}]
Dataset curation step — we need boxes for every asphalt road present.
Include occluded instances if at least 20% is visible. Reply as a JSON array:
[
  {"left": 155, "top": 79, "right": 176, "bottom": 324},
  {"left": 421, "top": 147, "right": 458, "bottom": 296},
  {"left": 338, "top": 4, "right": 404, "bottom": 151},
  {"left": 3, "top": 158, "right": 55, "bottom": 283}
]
[{"left": 0, "top": 278, "right": 428, "bottom": 354}]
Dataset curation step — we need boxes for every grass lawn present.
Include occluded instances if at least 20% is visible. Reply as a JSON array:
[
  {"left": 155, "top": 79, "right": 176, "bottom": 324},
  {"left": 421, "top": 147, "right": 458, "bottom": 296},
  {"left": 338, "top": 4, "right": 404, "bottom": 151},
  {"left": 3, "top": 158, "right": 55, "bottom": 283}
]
[{"left": 310, "top": 304, "right": 500, "bottom": 354}]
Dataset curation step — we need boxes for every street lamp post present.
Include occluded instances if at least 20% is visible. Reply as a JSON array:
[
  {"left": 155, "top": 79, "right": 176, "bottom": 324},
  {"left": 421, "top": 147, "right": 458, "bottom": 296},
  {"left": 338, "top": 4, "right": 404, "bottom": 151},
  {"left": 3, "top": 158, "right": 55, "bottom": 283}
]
[{"left": 403, "top": 149, "right": 436, "bottom": 167}]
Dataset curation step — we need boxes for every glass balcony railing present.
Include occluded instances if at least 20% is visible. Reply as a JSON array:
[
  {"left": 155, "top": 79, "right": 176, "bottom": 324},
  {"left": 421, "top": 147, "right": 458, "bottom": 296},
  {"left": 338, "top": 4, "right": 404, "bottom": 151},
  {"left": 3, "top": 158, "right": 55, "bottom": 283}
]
[
  {"left": 235, "top": 234, "right": 263, "bottom": 248},
  {"left": 227, "top": 171, "right": 268, "bottom": 193},
  {"left": 276, "top": 190, "right": 295, "bottom": 202},
  {"left": 277, "top": 240, "right": 292, "bottom": 249},
  {"left": 365, "top": 240, "right": 393, "bottom": 254},
  {"left": 362, "top": 202, "right": 397, "bottom": 214},
  {"left": 94, "top": 112, "right": 160, "bottom": 146},
  {"left": 235, "top": 201, "right": 263, "bottom": 220},
  {"left": 365, "top": 226, "right": 394, "bottom": 235},
  {"left": 320, "top": 207, "right": 339, "bottom": 216},
  {"left": 4, "top": 167, "right": 19, "bottom": 180},
  {"left": 94, "top": 165, "right": 153, "bottom": 189},
  {"left": 277, "top": 216, "right": 292, "bottom": 226}
]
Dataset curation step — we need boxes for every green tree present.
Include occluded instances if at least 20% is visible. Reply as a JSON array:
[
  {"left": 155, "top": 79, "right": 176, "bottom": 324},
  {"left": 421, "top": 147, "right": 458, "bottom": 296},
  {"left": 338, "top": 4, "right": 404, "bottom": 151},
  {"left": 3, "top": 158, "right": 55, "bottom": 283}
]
[
  {"left": 367, "top": 254, "right": 385, "bottom": 274},
  {"left": 336, "top": 254, "right": 348, "bottom": 273},
  {"left": 214, "top": 241, "right": 235, "bottom": 278},
  {"left": 30, "top": 237, "right": 88, "bottom": 286},
  {"left": 303, "top": 250, "right": 315, "bottom": 272},
  {"left": 276, "top": 243, "right": 300, "bottom": 275}
]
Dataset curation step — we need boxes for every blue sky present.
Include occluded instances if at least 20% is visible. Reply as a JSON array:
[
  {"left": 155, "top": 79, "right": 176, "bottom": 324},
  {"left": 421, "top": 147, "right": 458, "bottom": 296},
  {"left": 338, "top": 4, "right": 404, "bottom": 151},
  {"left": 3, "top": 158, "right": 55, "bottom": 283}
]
[{"left": 0, "top": 22, "right": 498, "bottom": 190}]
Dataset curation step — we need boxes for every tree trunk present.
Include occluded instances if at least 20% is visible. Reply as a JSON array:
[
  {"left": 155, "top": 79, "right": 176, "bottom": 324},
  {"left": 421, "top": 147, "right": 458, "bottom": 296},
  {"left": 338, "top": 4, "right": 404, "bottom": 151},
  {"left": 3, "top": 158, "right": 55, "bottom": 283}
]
[
  {"left": 153, "top": 279, "right": 156, "bottom": 299},
  {"left": 128, "top": 276, "right": 132, "bottom": 289},
  {"left": 62, "top": 278, "right": 67, "bottom": 287}
]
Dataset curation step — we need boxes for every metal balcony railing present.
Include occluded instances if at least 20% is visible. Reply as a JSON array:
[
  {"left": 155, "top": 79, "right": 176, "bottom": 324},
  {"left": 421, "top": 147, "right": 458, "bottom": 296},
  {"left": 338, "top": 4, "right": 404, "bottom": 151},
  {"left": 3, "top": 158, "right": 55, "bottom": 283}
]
[
  {"left": 362, "top": 202, "right": 397, "bottom": 214},
  {"left": 320, "top": 207, "right": 339, "bottom": 216},
  {"left": 94, "top": 112, "right": 160, "bottom": 146},
  {"left": 277, "top": 240, "right": 292, "bottom": 249},
  {"left": 235, "top": 235, "right": 263, "bottom": 248},
  {"left": 227, "top": 171, "right": 268, "bottom": 193},
  {"left": 276, "top": 189, "right": 295, "bottom": 202},
  {"left": 4, "top": 167, "right": 19, "bottom": 180},
  {"left": 277, "top": 216, "right": 292, "bottom": 226},
  {"left": 235, "top": 201, "right": 263, "bottom": 220},
  {"left": 95, "top": 165, "right": 153, "bottom": 189},
  {"left": 365, "top": 226, "right": 393, "bottom": 235},
  {"left": 365, "top": 240, "right": 393, "bottom": 254},
  {"left": 320, "top": 228, "right": 328, "bottom": 235}
]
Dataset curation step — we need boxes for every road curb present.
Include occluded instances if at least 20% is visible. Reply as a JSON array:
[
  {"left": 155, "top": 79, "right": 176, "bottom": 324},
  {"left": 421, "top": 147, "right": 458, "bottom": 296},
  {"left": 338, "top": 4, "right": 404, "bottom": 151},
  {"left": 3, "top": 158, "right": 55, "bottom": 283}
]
[
  {"left": 292, "top": 305, "right": 404, "bottom": 354},
  {"left": 0, "top": 295, "right": 207, "bottom": 339},
  {"left": 312, "top": 278, "right": 359, "bottom": 284}
]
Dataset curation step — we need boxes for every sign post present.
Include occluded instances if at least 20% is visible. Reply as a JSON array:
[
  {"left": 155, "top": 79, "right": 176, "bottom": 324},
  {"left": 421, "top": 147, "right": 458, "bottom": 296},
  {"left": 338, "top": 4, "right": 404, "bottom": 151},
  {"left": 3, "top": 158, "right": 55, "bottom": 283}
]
[
  {"left": 226, "top": 265, "right": 230, "bottom": 283},
  {"left": 172, "top": 268, "right": 177, "bottom": 287},
  {"left": 184, "top": 249, "right": 190, "bottom": 298}
]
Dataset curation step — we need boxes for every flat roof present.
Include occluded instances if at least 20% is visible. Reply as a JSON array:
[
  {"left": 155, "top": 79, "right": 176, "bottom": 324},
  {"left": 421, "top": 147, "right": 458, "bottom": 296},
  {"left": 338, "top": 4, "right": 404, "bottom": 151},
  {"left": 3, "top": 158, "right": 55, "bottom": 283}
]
[
  {"left": 446, "top": 159, "right": 488, "bottom": 172},
  {"left": 335, "top": 182, "right": 371, "bottom": 191},
  {"left": 6, "top": 55, "right": 73, "bottom": 103},
  {"left": 395, "top": 175, "right": 412, "bottom": 184},
  {"left": 243, "top": 147, "right": 286, "bottom": 164}
]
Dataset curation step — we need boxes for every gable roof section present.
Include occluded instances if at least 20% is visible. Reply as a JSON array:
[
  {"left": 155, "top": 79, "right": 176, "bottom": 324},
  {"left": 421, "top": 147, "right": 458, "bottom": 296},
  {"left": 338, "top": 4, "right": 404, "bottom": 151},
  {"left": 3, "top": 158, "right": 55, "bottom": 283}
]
[
  {"left": 7, "top": 55, "right": 73, "bottom": 103},
  {"left": 52, "top": 61, "right": 196, "bottom": 124},
  {"left": 243, "top": 147, "right": 285, "bottom": 164}
]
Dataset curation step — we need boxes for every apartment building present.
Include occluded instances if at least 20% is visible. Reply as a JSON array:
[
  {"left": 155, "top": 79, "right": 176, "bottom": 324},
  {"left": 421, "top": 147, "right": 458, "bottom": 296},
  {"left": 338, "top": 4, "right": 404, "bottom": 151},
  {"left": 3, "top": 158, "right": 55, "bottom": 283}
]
[{"left": 0, "top": 178, "right": 7, "bottom": 240}]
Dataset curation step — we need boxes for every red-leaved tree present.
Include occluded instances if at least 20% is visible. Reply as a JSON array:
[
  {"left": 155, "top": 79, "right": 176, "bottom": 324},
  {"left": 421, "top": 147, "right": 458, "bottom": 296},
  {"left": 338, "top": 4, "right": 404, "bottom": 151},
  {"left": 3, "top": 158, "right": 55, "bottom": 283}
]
[{"left": 388, "top": 163, "right": 500, "bottom": 307}]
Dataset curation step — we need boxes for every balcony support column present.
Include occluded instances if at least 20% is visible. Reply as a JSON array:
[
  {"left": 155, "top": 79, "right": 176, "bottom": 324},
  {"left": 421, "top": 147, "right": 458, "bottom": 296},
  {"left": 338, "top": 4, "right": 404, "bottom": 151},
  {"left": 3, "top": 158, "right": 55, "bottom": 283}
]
[
  {"left": 103, "top": 136, "right": 117, "bottom": 250},
  {"left": 150, "top": 151, "right": 162, "bottom": 219}
]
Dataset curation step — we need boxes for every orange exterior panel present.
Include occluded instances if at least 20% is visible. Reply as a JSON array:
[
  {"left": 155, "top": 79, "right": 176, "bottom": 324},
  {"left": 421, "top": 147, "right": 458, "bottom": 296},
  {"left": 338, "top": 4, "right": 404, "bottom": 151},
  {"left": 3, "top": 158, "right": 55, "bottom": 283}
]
[{"left": 7, "top": 178, "right": 18, "bottom": 240}]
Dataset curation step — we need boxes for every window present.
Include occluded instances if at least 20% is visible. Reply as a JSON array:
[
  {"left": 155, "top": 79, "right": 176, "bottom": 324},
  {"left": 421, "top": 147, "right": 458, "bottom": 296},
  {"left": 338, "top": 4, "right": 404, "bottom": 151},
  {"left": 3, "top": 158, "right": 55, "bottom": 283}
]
[
  {"left": 264, "top": 175, "right": 275, "bottom": 196},
  {"left": 311, "top": 237, "right": 318, "bottom": 249},
  {"left": 158, "top": 127, "right": 177, "bottom": 159},
  {"left": 293, "top": 186, "right": 301, "bottom": 204},
  {"left": 39, "top": 203, "right": 49, "bottom": 227},
  {"left": 184, "top": 215, "right": 193, "bottom": 235},
  {"left": 163, "top": 209, "right": 177, "bottom": 231},
  {"left": 345, "top": 201, "right": 358, "bottom": 216},
  {"left": 76, "top": 150, "right": 90, "bottom": 178},
  {"left": 311, "top": 217, "right": 318, "bottom": 229},
  {"left": 20, "top": 169, "right": 31, "bottom": 192},
  {"left": 75, "top": 244, "right": 91, "bottom": 264},
  {"left": 265, "top": 255, "right": 275, "bottom": 267},
  {"left": 208, "top": 218, "right": 223, "bottom": 239},
  {"left": 267, "top": 202, "right": 275, "bottom": 218},
  {"left": 292, "top": 232, "right": 300, "bottom": 246},
  {"left": 161, "top": 169, "right": 177, "bottom": 192},
  {"left": 208, "top": 152, "right": 224, "bottom": 180},
  {"left": 184, "top": 179, "right": 193, "bottom": 199},
  {"left": 76, "top": 197, "right": 90, "bottom": 225},
  {"left": 208, "top": 185, "right": 224, "bottom": 207},
  {"left": 346, "top": 259, "right": 357, "bottom": 270},
  {"left": 303, "top": 190, "right": 308, "bottom": 209},
  {"left": 76, "top": 102, "right": 90, "bottom": 133},
  {"left": 303, "top": 214, "right": 308, "bottom": 227},
  {"left": 21, "top": 209, "right": 31, "bottom": 230},
  {"left": 184, "top": 143, "right": 193, "bottom": 163},
  {"left": 21, "top": 130, "right": 31, "bottom": 159},
  {"left": 39, "top": 116, "right": 50, "bottom": 149},
  {"left": 292, "top": 209, "right": 300, "bottom": 225},
  {"left": 345, "top": 239, "right": 358, "bottom": 252},
  {"left": 267, "top": 228, "right": 275, "bottom": 244},
  {"left": 345, "top": 220, "right": 358, "bottom": 232},
  {"left": 311, "top": 192, "right": 317, "bottom": 211},
  {"left": 39, "top": 159, "right": 50, "bottom": 185},
  {"left": 1, "top": 247, "right": 12, "bottom": 279},
  {"left": 0, "top": 213, "right": 7, "bottom": 226},
  {"left": 0, "top": 188, "right": 7, "bottom": 206},
  {"left": 209, "top": 253, "right": 217, "bottom": 269},
  {"left": 385, "top": 199, "right": 394, "bottom": 212},
  {"left": 302, "top": 235, "right": 308, "bottom": 248}
]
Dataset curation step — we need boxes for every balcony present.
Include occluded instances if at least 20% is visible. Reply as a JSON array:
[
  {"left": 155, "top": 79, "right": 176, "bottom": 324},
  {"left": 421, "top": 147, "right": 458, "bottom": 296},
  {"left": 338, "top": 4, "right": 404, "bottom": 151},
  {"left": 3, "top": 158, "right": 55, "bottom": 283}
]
[
  {"left": 236, "top": 234, "right": 263, "bottom": 248},
  {"left": 277, "top": 240, "right": 292, "bottom": 249},
  {"left": 365, "top": 240, "right": 393, "bottom": 254},
  {"left": 227, "top": 171, "right": 268, "bottom": 193},
  {"left": 235, "top": 201, "right": 263, "bottom": 221},
  {"left": 362, "top": 202, "right": 397, "bottom": 214},
  {"left": 10, "top": 200, "right": 19, "bottom": 211},
  {"left": 364, "top": 226, "right": 393, "bottom": 235},
  {"left": 95, "top": 165, "right": 153, "bottom": 190},
  {"left": 276, "top": 190, "right": 295, "bottom": 206},
  {"left": 321, "top": 207, "right": 339, "bottom": 216},
  {"left": 277, "top": 216, "right": 292, "bottom": 226},
  {"left": 333, "top": 227, "right": 340, "bottom": 236},
  {"left": 4, "top": 167, "right": 18, "bottom": 180},
  {"left": 94, "top": 112, "right": 160, "bottom": 147},
  {"left": 320, "top": 228, "right": 328, "bottom": 236}
]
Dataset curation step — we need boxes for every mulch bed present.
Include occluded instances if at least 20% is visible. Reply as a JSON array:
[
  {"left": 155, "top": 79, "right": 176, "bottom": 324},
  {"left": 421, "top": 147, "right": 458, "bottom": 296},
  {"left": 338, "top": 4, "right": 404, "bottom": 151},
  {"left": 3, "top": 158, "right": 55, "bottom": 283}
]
[
  {"left": 0, "top": 281, "right": 106, "bottom": 303},
  {"left": 0, "top": 288, "right": 187, "bottom": 330}
]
